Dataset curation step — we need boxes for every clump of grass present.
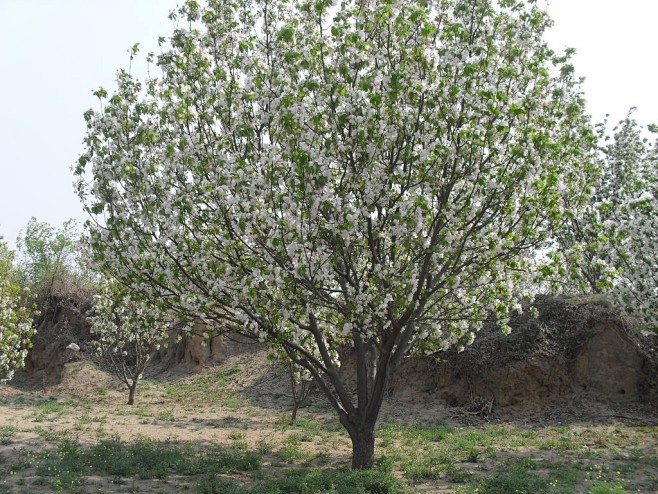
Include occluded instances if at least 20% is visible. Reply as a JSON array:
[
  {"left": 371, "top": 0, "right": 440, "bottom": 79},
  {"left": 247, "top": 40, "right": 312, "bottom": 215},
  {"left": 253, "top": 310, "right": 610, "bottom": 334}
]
[
  {"left": 399, "top": 448, "right": 453, "bottom": 480},
  {"left": 275, "top": 443, "right": 308, "bottom": 463},
  {"left": 10, "top": 437, "right": 262, "bottom": 489},
  {"left": 256, "top": 437, "right": 275, "bottom": 455},
  {"left": 223, "top": 399, "right": 243, "bottom": 410},
  {"left": 32, "top": 426, "right": 72, "bottom": 442},
  {"left": 196, "top": 469, "right": 405, "bottom": 494},
  {"left": 444, "top": 464, "right": 473, "bottom": 483},
  {"left": 164, "top": 368, "right": 241, "bottom": 404},
  {"left": 586, "top": 483, "right": 628, "bottom": 494},
  {"left": 157, "top": 410, "right": 176, "bottom": 422},
  {"left": 27, "top": 399, "right": 68, "bottom": 422},
  {"left": 270, "top": 468, "right": 405, "bottom": 494},
  {"left": 0, "top": 425, "right": 18, "bottom": 445},
  {"left": 229, "top": 431, "right": 249, "bottom": 451},
  {"left": 467, "top": 467, "right": 549, "bottom": 494}
]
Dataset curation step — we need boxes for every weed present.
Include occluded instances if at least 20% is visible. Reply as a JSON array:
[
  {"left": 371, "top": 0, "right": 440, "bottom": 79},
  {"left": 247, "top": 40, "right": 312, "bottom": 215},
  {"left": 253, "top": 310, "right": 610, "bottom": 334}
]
[
  {"left": 27, "top": 399, "right": 67, "bottom": 422},
  {"left": 586, "top": 483, "right": 628, "bottom": 494},
  {"left": 229, "top": 431, "right": 246, "bottom": 441},
  {"left": 157, "top": 410, "right": 176, "bottom": 422},
  {"left": 223, "top": 399, "right": 243, "bottom": 410},
  {"left": 276, "top": 443, "right": 309, "bottom": 463},
  {"left": 280, "top": 469, "right": 404, "bottom": 494},
  {"left": 32, "top": 426, "right": 71, "bottom": 442},
  {"left": 469, "top": 467, "right": 548, "bottom": 494},
  {"left": 0, "top": 425, "right": 18, "bottom": 445},
  {"left": 445, "top": 464, "right": 473, "bottom": 483},
  {"left": 256, "top": 437, "right": 275, "bottom": 455},
  {"left": 314, "top": 451, "right": 331, "bottom": 465},
  {"left": 399, "top": 448, "right": 452, "bottom": 480}
]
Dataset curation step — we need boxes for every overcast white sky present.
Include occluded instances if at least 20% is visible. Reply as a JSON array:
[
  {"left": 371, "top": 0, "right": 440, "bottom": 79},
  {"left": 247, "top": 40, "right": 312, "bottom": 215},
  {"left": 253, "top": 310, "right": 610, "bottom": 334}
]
[{"left": 1, "top": 0, "right": 656, "bottom": 248}]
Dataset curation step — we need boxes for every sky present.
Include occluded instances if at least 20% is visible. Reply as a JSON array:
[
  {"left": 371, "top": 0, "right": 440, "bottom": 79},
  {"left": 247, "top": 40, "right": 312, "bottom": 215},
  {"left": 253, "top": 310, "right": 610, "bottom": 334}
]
[{"left": 0, "top": 0, "right": 656, "bottom": 249}]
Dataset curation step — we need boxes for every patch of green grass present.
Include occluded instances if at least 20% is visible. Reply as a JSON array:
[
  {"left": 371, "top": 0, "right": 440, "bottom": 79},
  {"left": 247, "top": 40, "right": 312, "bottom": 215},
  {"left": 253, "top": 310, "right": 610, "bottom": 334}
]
[
  {"left": 32, "top": 439, "right": 86, "bottom": 490},
  {"left": 73, "top": 412, "right": 94, "bottom": 431},
  {"left": 444, "top": 464, "right": 473, "bottom": 483},
  {"left": 467, "top": 466, "right": 549, "bottom": 494},
  {"left": 269, "top": 468, "right": 405, "bottom": 494},
  {"left": 27, "top": 399, "right": 68, "bottom": 422},
  {"left": 538, "top": 428, "right": 586, "bottom": 453},
  {"left": 228, "top": 431, "right": 246, "bottom": 441},
  {"left": 164, "top": 368, "right": 242, "bottom": 404},
  {"left": 228, "top": 431, "right": 249, "bottom": 451},
  {"left": 157, "top": 410, "right": 176, "bottom": 422},
  {"left": 275, "top": 440, "right": 311, "bottom": 463},
  {"left": 398, "top": 447, "right": 453, "bottom": 480},
  {"left": 256, "top": 439, "right": 275, "bottom": 455},
  {"left": 287, "top": 416, "right": 333, "bottom": 440},
  {"left": 585, "top": 483, "right": 628, "bottom": 494},
  {"left": 196, "top": 468, "right": 406, "bottom": 494},
  {"left": 0, "top": 425, "right": 18, "bottom": 445},
  {"left": 223, "top": 399, "right": 243, "bottom": 410},
  {"left": 114, "top": 405, "right": 152, "bottom": 417},
  {"left": 12, "top": 437, "right": 262, "bottom": 489},
  {"left": 32, "top": 426, "right": 72, "bottom": 442},
  {"left": 313, "top": 450, "right": 332, "bottom": 465}
]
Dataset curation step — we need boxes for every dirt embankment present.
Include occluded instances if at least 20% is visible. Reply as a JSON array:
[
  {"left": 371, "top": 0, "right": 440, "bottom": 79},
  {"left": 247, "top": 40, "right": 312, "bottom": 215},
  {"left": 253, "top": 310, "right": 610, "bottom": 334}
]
[
  {"left": 388, "top": 296, "right": 658, "bottom": 415},
  {"left": 12, "top": 295, "right": 658, "bottom": 417}
]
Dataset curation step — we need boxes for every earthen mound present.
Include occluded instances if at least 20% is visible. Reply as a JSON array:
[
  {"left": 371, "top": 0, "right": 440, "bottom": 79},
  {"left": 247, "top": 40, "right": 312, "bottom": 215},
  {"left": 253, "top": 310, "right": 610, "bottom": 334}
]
[
  {"left": 389, "top": 296, "right": 658, "bottom": 412},
  {"left": 11, "top": 294, "right": 658, "bottom": 418},
  {"left": 12, "top": 296, "right": 93, "bottom": 388}
]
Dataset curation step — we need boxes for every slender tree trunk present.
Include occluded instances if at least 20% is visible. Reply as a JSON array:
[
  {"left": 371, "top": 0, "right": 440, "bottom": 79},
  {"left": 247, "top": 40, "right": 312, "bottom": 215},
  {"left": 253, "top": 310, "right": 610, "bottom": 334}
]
[{"left": 127, "top": 381, "right": 138, "bottom": 405}]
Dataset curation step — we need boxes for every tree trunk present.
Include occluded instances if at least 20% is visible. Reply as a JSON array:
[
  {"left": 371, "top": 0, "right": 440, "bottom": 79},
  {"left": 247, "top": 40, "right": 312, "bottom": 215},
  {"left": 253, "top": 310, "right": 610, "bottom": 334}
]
[
  {"left": 127, "top": 381, "right": 138, "bottom": 405},
  {"left": 347, "top": 423, "right": 376, "bottom": 470}
]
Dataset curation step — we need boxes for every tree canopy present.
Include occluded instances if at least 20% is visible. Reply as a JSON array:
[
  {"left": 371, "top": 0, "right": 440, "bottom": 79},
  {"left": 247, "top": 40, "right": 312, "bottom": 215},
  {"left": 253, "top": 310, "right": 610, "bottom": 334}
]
[
  {"left": 550, "top": 112, "right": 658, "bottom": 328},
  {"left": 0, "top": 238, "right": 36, "bottom": 382},
  {"left": 76, "top": 0, "right": 595, "bottom": 468},
  {"left": 16, "top": 218, "right": 94, "bottom": 316}
]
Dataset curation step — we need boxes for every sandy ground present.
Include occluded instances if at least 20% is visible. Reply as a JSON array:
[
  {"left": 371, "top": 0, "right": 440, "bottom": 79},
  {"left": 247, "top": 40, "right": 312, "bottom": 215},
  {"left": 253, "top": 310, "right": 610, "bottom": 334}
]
[{"left": 1, "top": 352, "right": 657, "bottom": 493}]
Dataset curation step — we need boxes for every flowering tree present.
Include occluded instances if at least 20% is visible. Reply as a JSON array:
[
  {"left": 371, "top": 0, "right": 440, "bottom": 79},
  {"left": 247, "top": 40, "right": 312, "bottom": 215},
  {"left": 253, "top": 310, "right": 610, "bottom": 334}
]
[
  {"left": 0, "top": 238, "right": 35, "bottom": 382},
  {"left": 548, "top": 112, "right": 658, "bottom": 331},
  {"left": 597, "top": 121, "right": 658, "bottom": 327},
  {"left": 75, "top": 0, "right": 594, "bottom": 468},
  {"left": 611, "top": 190, "right": 658, "bottom": 329},
  {"left": 549, "top": 113, "right": 656, "bottom": 295},
  {"left": 88, "top": 282, "right": 171, "bottom": 404}
]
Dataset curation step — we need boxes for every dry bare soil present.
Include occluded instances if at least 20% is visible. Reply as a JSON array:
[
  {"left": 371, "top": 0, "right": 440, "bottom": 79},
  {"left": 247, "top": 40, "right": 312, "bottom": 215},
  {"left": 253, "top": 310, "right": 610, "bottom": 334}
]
[{"left": 1, "top": 347, "right": 657, "bottom": 494}]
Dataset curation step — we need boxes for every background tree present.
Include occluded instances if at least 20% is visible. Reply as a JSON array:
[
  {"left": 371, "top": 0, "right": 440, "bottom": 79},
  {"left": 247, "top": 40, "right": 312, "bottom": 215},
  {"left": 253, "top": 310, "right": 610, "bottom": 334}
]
[
  {"left": 16, "top": 218, "right": 94, "bottom": 319},
  {"left": 0, "top": 237, "right": 36, "bottom": 382},
  {"left": 549, "top": 112, "right": 655, "bottom": 295},
  {"left": 601, "top": 123, "right": 658, "bottom": 328},
  {"left": 88, "top": 281, "right": 171, "bottom": 405},
  {"left": 76, "top": 0, "right": 595, "bottom": 468}
]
